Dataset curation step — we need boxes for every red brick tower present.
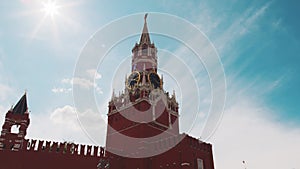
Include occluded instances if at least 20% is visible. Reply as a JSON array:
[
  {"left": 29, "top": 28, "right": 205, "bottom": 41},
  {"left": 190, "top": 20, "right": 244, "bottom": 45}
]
[
  {"left": 105, "top": 15, "right": 215, "bottom": 169},
  {"left": 106, "top": 14, "right": 180, "bottom": 157},
  {"left": 0, "top": 93, "right": 30, "bottom": 151}
]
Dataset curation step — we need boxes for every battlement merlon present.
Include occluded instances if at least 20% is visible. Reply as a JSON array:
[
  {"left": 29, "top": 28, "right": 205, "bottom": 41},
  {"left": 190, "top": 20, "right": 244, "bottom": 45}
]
[{"left": 0, "top": 138, "right": 106, "bottom": 157}]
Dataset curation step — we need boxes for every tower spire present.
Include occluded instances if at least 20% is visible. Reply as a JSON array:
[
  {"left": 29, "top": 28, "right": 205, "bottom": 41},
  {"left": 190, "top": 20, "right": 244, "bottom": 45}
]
[
  {"left": 139, "top": 13, "right": 151, "bottom": 44},
  {"left": 12, "top": 93, "right": 28, "bottom": 114}
]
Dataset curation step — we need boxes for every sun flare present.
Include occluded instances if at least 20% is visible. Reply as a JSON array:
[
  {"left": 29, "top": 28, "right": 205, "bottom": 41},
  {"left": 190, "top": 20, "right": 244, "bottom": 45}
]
[{"left": 42, "top": 0, "right": 60, "bottom": 17}]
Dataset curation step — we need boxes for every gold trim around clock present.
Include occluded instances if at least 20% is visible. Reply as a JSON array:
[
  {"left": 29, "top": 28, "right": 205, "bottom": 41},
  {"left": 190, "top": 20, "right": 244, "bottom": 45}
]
[{"left": 126, "top": 71, "right": 141, "bottom": 89}]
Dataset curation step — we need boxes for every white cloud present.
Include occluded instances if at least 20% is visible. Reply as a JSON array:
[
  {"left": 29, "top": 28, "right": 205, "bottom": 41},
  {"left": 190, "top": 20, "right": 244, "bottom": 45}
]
[
  {"left": 86, "top": 69, "right": 102, "bottom": 80},
  {"left": 210, "top": 97, "right": 300, "bottom": 169},
  {"left": 72, "top": 77, "right": 97, "bottom": 89},
  {"left": 51, "top": 87, "right": 72, "bottom": 93},
  {"left": 27, "top": 105, "right": 106, "bottom": 145},
  {"left": 50, "top": 105, "right": 81, "bottom": 131},
  {"left": 65, "top": 77, "right": 103, "bottom": 94},
  {"left": 52, "top": 69, "right": 103, "bottom": 94}
]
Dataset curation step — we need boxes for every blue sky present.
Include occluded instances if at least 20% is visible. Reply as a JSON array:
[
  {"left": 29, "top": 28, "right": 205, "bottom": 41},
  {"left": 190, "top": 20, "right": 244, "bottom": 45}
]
[{"left": 0, "top": 0, "right": 300, "bottom": 168}]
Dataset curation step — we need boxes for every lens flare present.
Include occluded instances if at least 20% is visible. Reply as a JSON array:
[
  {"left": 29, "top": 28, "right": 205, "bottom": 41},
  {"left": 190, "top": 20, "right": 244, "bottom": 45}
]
[{"left": 42, "top": 0, "right": 60, "bottom": 17}]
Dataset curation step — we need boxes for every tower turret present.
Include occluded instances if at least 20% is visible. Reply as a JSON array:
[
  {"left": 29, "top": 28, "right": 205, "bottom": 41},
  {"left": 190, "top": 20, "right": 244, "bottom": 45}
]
[{"left": 0, "top": 93, "right": 30, "bottom": 151}]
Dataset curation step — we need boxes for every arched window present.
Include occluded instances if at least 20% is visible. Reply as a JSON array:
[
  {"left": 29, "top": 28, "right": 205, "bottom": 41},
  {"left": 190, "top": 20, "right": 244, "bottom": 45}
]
[{"left": 10, "top": 124, "right": 20, "bottom": 134}]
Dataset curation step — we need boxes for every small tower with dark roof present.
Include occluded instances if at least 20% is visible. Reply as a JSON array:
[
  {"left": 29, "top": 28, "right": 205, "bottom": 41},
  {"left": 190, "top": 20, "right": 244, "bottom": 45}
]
[{"left": 0, "top": 93, "right": 30, "bottom": 151}]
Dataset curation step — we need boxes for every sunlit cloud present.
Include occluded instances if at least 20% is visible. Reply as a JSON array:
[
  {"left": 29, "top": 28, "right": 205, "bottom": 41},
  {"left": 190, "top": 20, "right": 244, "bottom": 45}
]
[
  {"left": 52, "top": 72, "right": 103, "bottom": 95},
  {"left": 52, "top": 68, "right": 103, "bottom": 94},
  {"left": 211, "top": 95, "right": 300, "bottom": 169},
  {"left": 51, "top": 87, "right": 72, "bottom": 93},
  {"left": 86, "top": 69, "right": 102, "bottom": 80},
  {"left": 27, "top": 104, "right": 106, "bottom": 145}
]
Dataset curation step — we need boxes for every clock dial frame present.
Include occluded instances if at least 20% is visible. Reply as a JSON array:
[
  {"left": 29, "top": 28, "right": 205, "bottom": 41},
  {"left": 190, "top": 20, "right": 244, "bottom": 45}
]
[
  {"left": 126, "top": 71, "right": 141, "bottom": 89},
  {"left": 148, "top": 72, "right": 161, "bottom": 89}
]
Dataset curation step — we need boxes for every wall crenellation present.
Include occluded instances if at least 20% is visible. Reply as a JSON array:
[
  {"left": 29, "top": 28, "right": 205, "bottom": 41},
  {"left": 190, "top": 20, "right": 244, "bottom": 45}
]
[{"left": 23, "top": 139, "right": 105, "bottom": 157}]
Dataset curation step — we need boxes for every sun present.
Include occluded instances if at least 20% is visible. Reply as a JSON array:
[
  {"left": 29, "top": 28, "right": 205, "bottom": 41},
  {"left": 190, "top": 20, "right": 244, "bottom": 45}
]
[{"left": 42, "top": 0, "right": 60, "bottom": 17}]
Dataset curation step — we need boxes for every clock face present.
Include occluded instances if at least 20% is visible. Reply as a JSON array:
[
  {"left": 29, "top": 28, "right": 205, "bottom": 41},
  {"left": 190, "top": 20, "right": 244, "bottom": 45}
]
[
  {"left": 148, "top": 72, "right": 161, "bottom": 89},
  {"left": 127, "top": 71, "right": 141, "bottom": 89}
]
